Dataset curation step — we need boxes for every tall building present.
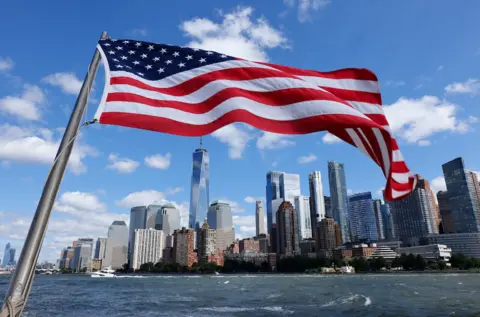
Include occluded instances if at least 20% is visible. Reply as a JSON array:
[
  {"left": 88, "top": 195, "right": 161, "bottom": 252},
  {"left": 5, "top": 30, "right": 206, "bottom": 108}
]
[
  {"left": 145, "top": 203, "right": 163, "bottom": 229},
  {"left": 280, "top": 173, "right": 301, "bottom": 206},
  {"left": 266, "top": 171, "right": 283, "bottom": 234},
  {"left": 155, "top": 203, "right": 181, "bottom": 235},
  {"left": 437, "top": 191, "right": 455, "bottom": 233},
  {"left": 416, "top": 178, "right": 440, "bottom": 234},
  {"left": 8, "top": 248, "right": 15, "bottom": 266},
  {"left": 207, "top": 201, "right": 235, "bottom": 251},
  {"left": 104, "top": 221, "right": 129, "bottom": 269},
  {"left": 129, "top": 206, "right": 147, "bottom": 265},
  {"left": 189, "top": 141, "right": 210, "bottom": 231},
  {"left": 132, "top": 228, "right": 164, "bottom": 270},
  {"left": 2, "top": 243, "right": 11, "bottom": 267},
  {"left": 381, "top": 203, "right": 395, "bottom": 240},
  {"left": 255, "top": 201, "right": 265, "bottom": 236},
  {"left": 197, "top": 220, "right": 216, "bottom": 264},
  {"left": 467, "top": 170, "right": 480, "bottom": 223},
  {"left": 348, "top": 192, "right": 378, "bottom": 242},
  {"left": 316, "top": 217, "right": 337, "bottom": 250},
  {"left": 276, "top": 201, "right": 300, "bottom": 256},
  {"left": 71, "top": 244, "right": 92, "bottom": 272},
  {"left": 442, "top": 158, "right": 480, "bottom": 233},
  {"left": 324, "top": 196, "right": 332, "bottom": 218},
  {"left": 308, "top": 171, "right": 326, "bottom": 238},
  {"left": 373, "top": 199, "right": 385, "bottom": 240},
  {"left": 173, "top": 227, "right": 196, "bottom": 267},
  {"left": 328, "top": 161, "right": 350, "bottom": 244},
  {"left": 294, "top": 195, "right": 312, "bottom": 240},
  {"left": 94, "top": 238, "right": 107, "bottom": 261}
]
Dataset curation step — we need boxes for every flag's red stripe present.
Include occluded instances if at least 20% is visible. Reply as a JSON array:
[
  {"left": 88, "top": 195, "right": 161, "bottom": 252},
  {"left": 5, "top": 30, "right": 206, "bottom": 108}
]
[
  {"left": 358, "top": 128, "right": 386, "bottom": 172},
  {"left": 106, "top": 87, "right": 357, "bottom": 113},
  {"left": 321, "top": 87, "right": 382, "bottom": 105},
  {"left": 364, "top": 114, "right": 389, "bottom": 126},
  {"left": 99, "top": 111, "right": 383, "bottom": 137},
  {"left": 391, "top": 161, "right": 410, "bottom": 173}
]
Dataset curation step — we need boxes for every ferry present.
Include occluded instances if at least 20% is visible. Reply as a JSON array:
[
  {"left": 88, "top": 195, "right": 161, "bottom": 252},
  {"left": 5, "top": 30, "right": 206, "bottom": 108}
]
[{"left": 91, "top": 267, "right": 116, "bottom": 278}]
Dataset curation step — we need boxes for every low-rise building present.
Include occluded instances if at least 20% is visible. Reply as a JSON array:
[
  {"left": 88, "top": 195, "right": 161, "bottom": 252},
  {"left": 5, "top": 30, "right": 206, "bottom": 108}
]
[
  {"left": 239, "top": 238, "right": 260, "bottom": 253},
  {"left": 91, "top": 259, "right": 102, "bottom": 271},
  {"left": 396, "top": 244, "right": 452, "bottom": 262},
  {"left": 351, "top": 243, "right": 377, "bottom": 258},
  {"left": 254, "top": 234, "right": 269, "bottom": 253},
  {"left": 422, "top": 233, "right": 480, "bottom": 259},
  {"left": 370, "top": 246, "right": 397, "bottom": 262}
]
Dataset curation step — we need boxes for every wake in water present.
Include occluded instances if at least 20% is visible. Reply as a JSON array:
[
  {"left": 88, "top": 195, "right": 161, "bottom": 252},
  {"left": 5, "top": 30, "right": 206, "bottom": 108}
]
[
  {"left": 321, "top": 294, "right": 371, "bottom": 307},
  {"left": 198, "top": 306, "right": 294, "bottom": 314}
]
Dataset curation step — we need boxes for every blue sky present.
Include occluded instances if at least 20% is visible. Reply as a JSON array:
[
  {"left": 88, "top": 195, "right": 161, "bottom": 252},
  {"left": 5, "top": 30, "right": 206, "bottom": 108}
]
[{"left": 0, "top": 1, "right": 479, "bottom": 261}]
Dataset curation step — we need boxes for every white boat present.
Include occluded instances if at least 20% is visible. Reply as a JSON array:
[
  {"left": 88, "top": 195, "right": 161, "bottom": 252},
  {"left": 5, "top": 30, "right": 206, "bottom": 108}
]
[{"left": 91, "top": 267, "right": 116, "bottom": 278}]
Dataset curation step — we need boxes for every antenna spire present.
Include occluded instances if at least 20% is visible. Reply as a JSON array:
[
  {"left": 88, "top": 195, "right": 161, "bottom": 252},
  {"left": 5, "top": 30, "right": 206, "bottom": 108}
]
[{"left": 200, "top": 136, "right": 203, "bottom": 149}]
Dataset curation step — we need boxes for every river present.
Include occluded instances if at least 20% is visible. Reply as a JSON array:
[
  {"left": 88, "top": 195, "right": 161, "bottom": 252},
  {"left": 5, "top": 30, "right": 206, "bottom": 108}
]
[{"left": 1, "top": 273, "right": 479, "bottom": 316}]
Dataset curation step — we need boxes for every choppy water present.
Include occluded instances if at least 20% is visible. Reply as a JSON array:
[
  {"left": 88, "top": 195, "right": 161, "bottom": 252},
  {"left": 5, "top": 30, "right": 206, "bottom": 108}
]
[{"left": 1, "top": 273, "right": 479, "bottom": 316}]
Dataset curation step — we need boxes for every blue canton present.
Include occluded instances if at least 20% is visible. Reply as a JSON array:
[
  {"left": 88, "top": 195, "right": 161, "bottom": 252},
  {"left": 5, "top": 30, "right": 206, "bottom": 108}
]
[{"left": 98, "top": 38, "right": 236, "bottom": 81}]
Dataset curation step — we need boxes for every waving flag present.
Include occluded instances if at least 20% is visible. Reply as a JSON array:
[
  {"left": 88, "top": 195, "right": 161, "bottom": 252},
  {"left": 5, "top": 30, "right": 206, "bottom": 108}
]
[{"left": 94, "top": 38, "right": 416, "bottom": 200}]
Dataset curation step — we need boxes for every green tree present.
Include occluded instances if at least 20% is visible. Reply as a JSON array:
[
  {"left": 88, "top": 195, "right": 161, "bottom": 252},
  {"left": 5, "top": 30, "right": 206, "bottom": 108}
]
[
  {"left": 414, "top": 255, "right": 427, "bottom": 271},
  {"left": 81, "top": 267, "right": 88, "bottom": 273},
  {"left": 437, "top": 260, "right": 447, "bottom": 270},
  {"left": 350, "top": 257, "right": 369, "bottom": 272}
]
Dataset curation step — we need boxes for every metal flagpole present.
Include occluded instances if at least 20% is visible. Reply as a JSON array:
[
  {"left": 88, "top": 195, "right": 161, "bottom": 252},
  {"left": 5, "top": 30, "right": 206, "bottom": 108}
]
[{"left": 0, "top": 31, "right": 108, "bottom": 317}]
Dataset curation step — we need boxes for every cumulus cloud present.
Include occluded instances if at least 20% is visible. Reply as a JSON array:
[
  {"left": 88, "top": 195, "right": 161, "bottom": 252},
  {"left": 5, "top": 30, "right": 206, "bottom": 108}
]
[
  {"left": 321, "top": 132, "right": 341, "bottom": 144},
  {"left": 383, "top": 96, "right": 475, "bottom": 145},
  {"left": 212, "top": 124, "right": 252, "bottom": 159},
  {"left": 106, "top": 153, "right": 140, "bottom": 174},
  {"left": 298, "top": 154, "right": 317, "bottom": 164},
  {"left": 144, "top": 153, "right": 172, "bottom": 169},
  {"left": 244, "top": 196, "right": 262, "bottom": 203},
  {"left": 445, "top": 78, "right": 480, "bottom": 96},
  {"left": 216, "top": 198, "right": 245, "bottom": 213},
  {"left": 283, "top": 0, "right": 331, "bottom": 23},
  {"left": 0, "top": 123, "right": 97, "bottom": 174},
  {"left": 0, "top": 57, "right": 14, "bottom": 72},
  {"left": 232, "top": 215, "right": 258, "bottom": 238},
  {"left": 115, "top": 188, "right": 182, "bottom": 209},
  {"left": 256, "top": 132, "right": 295, "bottom": 150},
  {"left": 180, "top": 6, "right": 288, "bottom": 62},
  {"left": 430, "top": 176, "right": 447, "bottom": 194},
  {"left": 0, "top": 85, "right": 45, "bottom": 121},
  {"left": 42, "top": 72, "right": 83, "bottom": 95}
]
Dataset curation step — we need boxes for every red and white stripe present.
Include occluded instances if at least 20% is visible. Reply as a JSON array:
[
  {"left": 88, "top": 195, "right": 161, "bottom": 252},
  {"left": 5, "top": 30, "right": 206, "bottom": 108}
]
[{"left": 95, "top": 45, "right": 416, "bottom": 200}]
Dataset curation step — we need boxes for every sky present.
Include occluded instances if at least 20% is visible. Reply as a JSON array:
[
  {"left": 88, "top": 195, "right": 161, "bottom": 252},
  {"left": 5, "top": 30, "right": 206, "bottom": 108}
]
[{"left": 0, "top": 1, "right": 479, "bottom": 262}]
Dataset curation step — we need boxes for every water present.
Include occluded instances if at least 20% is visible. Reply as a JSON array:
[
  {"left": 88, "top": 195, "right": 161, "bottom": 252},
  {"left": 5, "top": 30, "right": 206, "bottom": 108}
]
[{"left": 1, "top": 273, "right": 480, "bottom": 316}]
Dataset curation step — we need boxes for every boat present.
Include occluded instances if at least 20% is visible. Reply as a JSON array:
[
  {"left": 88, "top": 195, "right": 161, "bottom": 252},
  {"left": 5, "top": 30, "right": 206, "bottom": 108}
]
[{"left": 91, "top": 267, "right": 116, "bottom": 278}]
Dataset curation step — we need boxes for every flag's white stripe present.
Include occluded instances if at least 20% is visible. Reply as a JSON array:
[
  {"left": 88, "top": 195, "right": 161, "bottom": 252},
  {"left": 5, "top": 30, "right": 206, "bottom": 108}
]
[
  {"left": 110, "top": 60, "right": 280, "bottom": 88},
  {"left": 299, "top": 76, "right": 380, "bottom": 93},
  {"left": 392, "top": 188, "right": 412, "bottom": 199},
  {"left": 347, "top": 101, "right": 383, "bottom": 115},
  {"left": 356, "top": 128, "right": 381, "bottom": 164},
  {"left": 392, "top": 150, "right": 404, "bottom": 162},
  {"left": 110, "top": 76, "right": 343, "bottom": 105},
  {"left": 103, "top": 98, "right": 370, "bottom": 125},
  {"left": 346, "top": 128, "right": 371, "bottom": 159},
  {"left": 392, "top": 172, "right": 410, "bottom": 184},
  {"left": 373, "top": 128, "right": 390, "bottom": 175}
]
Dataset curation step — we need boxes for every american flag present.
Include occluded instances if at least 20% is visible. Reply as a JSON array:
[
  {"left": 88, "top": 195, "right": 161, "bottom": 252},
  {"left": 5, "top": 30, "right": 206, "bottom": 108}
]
[{"left": 94, "top": 38, "right": 416, "bottom": 201}]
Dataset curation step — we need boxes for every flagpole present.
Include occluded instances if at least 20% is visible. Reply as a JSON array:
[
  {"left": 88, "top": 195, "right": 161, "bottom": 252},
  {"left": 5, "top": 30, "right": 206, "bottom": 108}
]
[{"left": 0, "top": 31, "right": 108, "bottom": 317}]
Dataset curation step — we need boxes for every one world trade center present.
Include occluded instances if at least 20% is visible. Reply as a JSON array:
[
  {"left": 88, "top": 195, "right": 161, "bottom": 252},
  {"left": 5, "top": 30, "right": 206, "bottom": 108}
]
[{"left": 189, "top": 138, "right": 210, "bottom": 231}]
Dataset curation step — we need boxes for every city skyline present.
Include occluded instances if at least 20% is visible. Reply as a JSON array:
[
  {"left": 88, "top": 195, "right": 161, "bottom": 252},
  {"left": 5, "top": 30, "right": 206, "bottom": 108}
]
[{"left": 1, "top": 2, "right": 480, "bottom": 263}]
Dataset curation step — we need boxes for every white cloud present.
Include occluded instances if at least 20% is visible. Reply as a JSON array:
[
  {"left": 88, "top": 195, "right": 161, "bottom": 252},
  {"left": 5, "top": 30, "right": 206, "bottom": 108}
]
[
  {"left": 417, "top": 139, "right": 431, "bottom": 147},
  {"left": 107, "top": 153, "right": 140, "bottom": 174},
  {"left": 217, "top": 198, "right": 245, "bottom": 213},
  {"left": 180, "top": 6, "right": 288, "bottom": 62},
  {"left": 383, "top": 96, "right": 474, "bottom": 145},
  {"left": 347, "top": 189, "right": 365, "bottom": 196},
  {"left": 244, "top": 196, "right": 262, "bottom": 203},
  {"left": 212, "top": 124, "right": 251, "bottom": 159},
  {"left": 298, "top": 154, "right": 317, "bottom": 164},
  {"left": 0, "top": 123, "right": 96, "bottom": 174},
  {"left": 232, "top": 215, "right": 256, "bottom": 238},
  {"left": 437, "top": 65, "right": 444, "bottom": 71},
  {"left": 55, "top": 191, "right": 108, "bottom": 214},
  {"left": 42, "top": 72, "right": 83, "bottom": 95},
  {"left": 256, "top": 132, "right": 295, "bottom": 150},
  {"left": 116, "top": 189, "right": 178, "bottom": 209},
  {"left": 0, "top": 85, "right": 45, "bottom": 121},
  {"left": 283, "top": 0, "right": 331, "bottom": 23},
  {"left": 0, "top": 57, "right": 14, "bottom": 72},
  {"left": 430, "top": 176, "right": 446, "bottom": 194},
  {"left": 128, "top": 28, "right": 148, "bottom": 37},
  {"left": 322, "top": 132, "right": 341, "bottom": 144},
  {"left": 375, "top": 188, "right": 384, "bottom": 198},
  {"left": 144, "top": 153, "right": 172, "bottom": 170},
  {"left": 445, "top": 79, "right": 480, "bottom": 96},
  {"left": 384, "top": 80, "right": 406, "bottom": 87}
]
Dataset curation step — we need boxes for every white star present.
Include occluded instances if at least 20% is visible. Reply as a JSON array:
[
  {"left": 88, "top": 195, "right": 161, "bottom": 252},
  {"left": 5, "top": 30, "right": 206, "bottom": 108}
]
[
  {"left": 121, "top": 56, "right": 128, "bottom": 60},
  {"left": 113, "top": 58, "right": 119, "bottom": 62},
  {"left": 137, "top": 72, "right": 144, "bottom": 76},
  {"left": 157, "top": 68, "right": 165, "bottom": 73},
  {"left": 141, "top": 54, "right": 147, "bottom": 59},
  {"left": 135, "top": 42, "right": 142, "bottom": 47},
  {"left": 192, "top": 48, "right": 200, "bottom": 52},
  {"left": 160, "top": 48, "right": 167, "bottom": 54},
  {"left": 128, "top": 50, "right": 135, "bottom": 55},
  {"left": 220, "top": 54, "right": 227, "bottom": 58},
  {"left": 125, "top": 65, "right": 132, "bottom": 69},
  {"left": 153, "top": 57, "right": 160, "bottom": 62},
  {"left": 115, "top": 65, "right": 124, "bottom": 68},
  {"left": 165, "top": 60, "right": 172, "bottom": 64},
  {"left": 104, "top": 43, "right": 111, "bottom": 47},
  {"left": 185, "top": 55, "right": 193, "bottom": 60},
  {"left": 116, "top": 46, "right": 123, "bottom": 50},
  {"left": 147, "top": 45, "right": 154, "bottom": 50},
  {"left": 145, "top": 65, "right": 152, "bottom": 70},
  {"left": 111, "top": 39, "right": 118, "bottom": 42},
  {"left": 178, "top": 62, "right": 185, "bottom": 68},
  {"left": 133, "top": 61, "right": 140, "bottom": 65},
  {"left": 108, "top": 50, "right": 115, "bottom": 55},
  {"left": 173, "top": 52, "right": 180, "bottom": 57},
  {"left": 123, "top": 40, "right": 130, "bottom": 44},
  {"left": 199, "top": 58, "right": 206, "bottom": 63},
  {"left": 206, "top": 51, "right": 213, "bottom": 55}
]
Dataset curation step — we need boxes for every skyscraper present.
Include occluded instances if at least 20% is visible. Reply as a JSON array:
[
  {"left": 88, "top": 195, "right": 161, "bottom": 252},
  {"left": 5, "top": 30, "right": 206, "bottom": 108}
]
[
  {"left": 466, "top": 170, "right": 480, "bottom": 224},
  {"left": 442, "top": 158, "right": 480, "bottom": 233},
  {"left": 280, "top": 173, "right": 301, "bottom": 206},
  {"left": 255, "top": 200, "right": 265, "bottom": 236},
  {"left": 71, "top": 244, "right": 92, "bottom": 272},
  {"left": 308, "top": 171, "right": 326, "bottom": 238},
  {"left": 128, "top": 206, "right": 147, "bottom": 265},
  {"left": 8, "top": 248, "right": 15, "bottom": 266},
  {"left": 416, "top": 178, "right": 440, "bottom": 234},
  {"left": 94, "top": 238, "right": 107, "bottom": 260},
  {"left": 266, "top": 171, "right": 283, "bottom": 234},
  {"left": 294, "top": 195, "right": 312, "bottom": 240},
  {"left": 189, "top": 141, "right": 210, "bottom": 232},
  {"left": 197, "top": 220, "right": 216, "bottom": 264},
  {"left": 437, "top": 191, "right": 454, "bottom": 233},
  {"left": 328, "top": 161, "right": 350, "bottom": 244},
  {"left": 173, "top": 227, "right": 196, "bottom": 267},
  {"left": 316, "top": 217, "right": 337, "bottom": 250},
  {"left": 145, "top": 203, "right": 163, "bottom": 229},
  {"left": 104, "top": 220, "right": 129, "bottom": 269},
  {"left": 348, "top": 192, "right": 378, "bottom": 242},
  {"left": 155, "top": 203, "right": 181, "bottom": 235},
  {"left": 2, "top": 243, "right": 11, "bottom": 267},
  {"left": 207, "top": 200, "right": 235, "bottom": 251},
  {"left": 276, "top": 201, "right": 300, "bottom": 256},
  {"left": 380, "top": 203, "right": 395, "bottom": 240},
  {"left": 132, "top": 228, "right": 164, "bottom": 270},
  {"left": 324, "top": 196, "right": 332, "bottom": 218},
  {"left": 372, "top": 199, "right": 385, "bottom": 240}
]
